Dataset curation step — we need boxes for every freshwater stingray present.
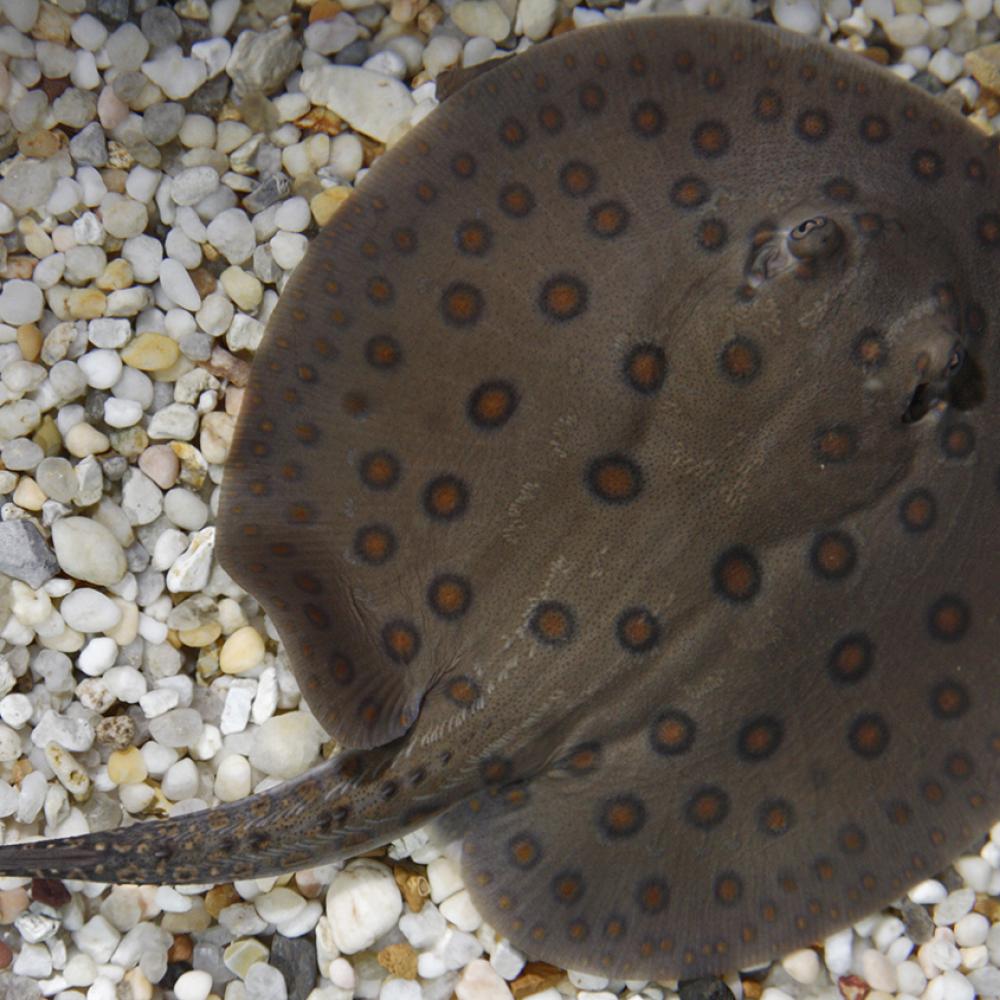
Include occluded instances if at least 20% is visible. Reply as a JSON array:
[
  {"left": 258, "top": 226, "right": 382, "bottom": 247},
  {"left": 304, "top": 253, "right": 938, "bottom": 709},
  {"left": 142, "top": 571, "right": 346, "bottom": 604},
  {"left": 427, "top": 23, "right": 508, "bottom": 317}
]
[{"left": 2, "top": 14, "right": 998, "bottom": 981}]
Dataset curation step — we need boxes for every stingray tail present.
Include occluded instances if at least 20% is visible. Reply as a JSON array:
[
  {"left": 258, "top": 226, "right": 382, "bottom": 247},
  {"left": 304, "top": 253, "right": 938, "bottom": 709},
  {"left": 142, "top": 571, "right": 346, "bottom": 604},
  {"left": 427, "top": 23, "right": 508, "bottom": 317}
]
[{"left": 0, "top": 746, "right": 445, "bottom": 884}]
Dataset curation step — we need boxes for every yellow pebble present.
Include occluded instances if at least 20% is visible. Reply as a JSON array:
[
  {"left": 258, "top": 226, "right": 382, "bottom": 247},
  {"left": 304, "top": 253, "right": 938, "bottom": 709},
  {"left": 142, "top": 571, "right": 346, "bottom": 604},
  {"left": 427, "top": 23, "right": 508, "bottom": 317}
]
[
  {"left": 220, "top": 266, "right": 263, "bottom": 311},
  {"left": 121, "top": 332, "right": 181, "bottom": 372},
  {"left": 16, "top": 323, "right": 42, "bottom": 362},
  {"left": 310, "top": 186, "right": 351, "bottom": 227},
  {"left": 67, "top": 288, "right": 107, "bottom": 320},
  {"left": 64, "top": 422, "right": 110, "bottom": 458},
  {"left": 12, "top": 476, "right": 45, "bottom": 511},
  {"left": 178, "top": 622, "right": 222, "bottom": 648},
  {"left": 107, "top": 747, "right": 148, "bottom": 785},
  {"left": 97, "top": 258, "right": 134, "bottom": 291},
  {"left": 223, "top": 938, "right": 269, "bottom": 978},
  {"left": 219, "top": 625, "right": 266, "bottom": 674}
]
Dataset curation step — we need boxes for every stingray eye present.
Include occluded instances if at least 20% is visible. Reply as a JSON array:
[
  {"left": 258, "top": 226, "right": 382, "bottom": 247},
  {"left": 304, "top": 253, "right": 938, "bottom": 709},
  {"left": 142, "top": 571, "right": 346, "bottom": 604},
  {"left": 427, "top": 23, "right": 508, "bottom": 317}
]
[
  {"left": 945, "top": 342, "right": 964, "bottom": 377},
  {"left": 787, "top": 216, "right": 843, "bottom": 260}
]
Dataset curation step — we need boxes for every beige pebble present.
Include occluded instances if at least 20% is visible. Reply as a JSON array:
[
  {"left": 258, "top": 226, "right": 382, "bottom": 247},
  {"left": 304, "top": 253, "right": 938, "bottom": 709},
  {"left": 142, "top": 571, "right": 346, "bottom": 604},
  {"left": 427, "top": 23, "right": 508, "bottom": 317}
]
[
  {"left": 16, "top": 323, "right": 42, "bottom": 362},
  {"left": 179, "top": 622, "right": 222, "bottom": 647},
  {"left": 0, "top": 888, "right": 30, "bottom": 925},
  {"left": 107, "top": 747, "right": 148, "bottom": 785},
  {"left": 966, "top": 43, "right": 1000, "bottom": 92},
  {"left": 223, "top": 937, "right": 269, "bottom": 978},
  {"left": 65, "top": 422, "right": 110, "bottom": 458},
  {"left": 121, "top": 332, "right": 181, "bottom": 372},
  {"left": 106, "top": 599, "right": 139, "bottom": 646},
  {"left": 97, "top": 258, "right": 134, "bottom": 291},
  {"left": 310, "top": 186, "right": 351, "bottom": 227},
  {"left": 67, "top": 288, "right": 107, "bottom": 320},
  {"left": 171, "top": 442, "right": 208, "bottom": 488},
  {"left": 39, "top": 624, "right": 85, "bottom": 654},
  {"left": 220, "top": 266, "right": 263, "bottom": 311},
  {"left": 220, "top": 625, "right": 266, "bottom": 674},
  {"left": 12, "top": 476, "right": 46, "bottom": 511},
  {"left": 199, "top": 412, "right": 235, "bottom": 465},
  {"left": 138, "top": 444, "right": 181, "bottom": 489}
]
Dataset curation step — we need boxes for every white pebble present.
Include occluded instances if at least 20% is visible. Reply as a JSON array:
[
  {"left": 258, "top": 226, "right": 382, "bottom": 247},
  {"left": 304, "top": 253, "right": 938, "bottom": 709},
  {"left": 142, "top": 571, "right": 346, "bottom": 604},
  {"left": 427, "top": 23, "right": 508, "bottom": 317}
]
[
  {"left": 955, "top": 911, "right": 989, "bottom": 946},
  {"left": 60, "top": 588, "right": 122, "bottom": 633},
  {"left": 861, "top": 947, "right": 897, "bottom": 992},
  {"left": 214, "top": 753, "right": 252, "bottom": 801},
  {"left": 910, "top": 879, "right": 948, "bottom": 904},
  {"left": 174, "top": 969, "right": 212, "bottom": 1000},
  {"left": 326, "top": 859, "right": 402, "bottom": 953},
  {"left": 782, "top": 947, "right": 820, "bottom": 984},
  {"left": 0, "top": 279, "right": 43, "bottom": 324},
  {"left": 160, "top": 258, "right": 202, "bottom": 311},
  {"left": 934, "top": 887, "right": 975, "bottom": 925},
  {"left": 270, "top": 230, "right": 309, "bottom": 270}
]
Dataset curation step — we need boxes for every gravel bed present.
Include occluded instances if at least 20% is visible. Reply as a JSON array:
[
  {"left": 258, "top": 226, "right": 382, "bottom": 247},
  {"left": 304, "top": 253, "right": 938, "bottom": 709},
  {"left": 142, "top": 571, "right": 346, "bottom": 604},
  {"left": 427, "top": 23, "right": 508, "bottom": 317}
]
[{"left": 0, "top": 0, "right": 999, "bottom": 998}]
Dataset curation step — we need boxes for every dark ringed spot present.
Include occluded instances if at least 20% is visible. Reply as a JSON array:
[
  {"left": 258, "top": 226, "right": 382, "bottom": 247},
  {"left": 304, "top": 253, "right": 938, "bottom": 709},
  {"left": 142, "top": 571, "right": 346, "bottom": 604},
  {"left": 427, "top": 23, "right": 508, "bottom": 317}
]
[
  {"left": 451, "top": 152, "right": 476, "bottom": 179},
  {"left": 529, "top": 601, "right": 576, "bottom": 646},
  {"left": 445, "top": 675, "right": 480, "bottom": 706},
  {"left": 810, "top": 529, "right": 857, "bottom": 581},
  {"left": 719, "top": 336, "right": 761, "bottom": 383},
  {"left": 860, "top": 114, "right": 890, "bottom": 143},
  {"left": 559, "top": 161, "right": 597, "bottom": 198},
  {"left": 940, "top": 421, "right": 975, "bottom": 459},
  {"left": 697, "top": 217, "right": 727, "bottom": 251},
  {"left": 945, "top": 751, "right": 974, "bottom": 780},
  {"left": 797, "top": 109, "right": 831, "bottom": 142},
  {"left": 650, "top": 710, "right": 696, "bottom": 756},
  {"left": 423, "top": 474, "right": 469, "bottom": 521},
  {"left": 636, "top": 877, "right": 669, "bottom": 914},
  {"left": 598, "top": 795, "right": 647, "bottom": 839},
  {"left": 624, "top": 343, "right": 667, "bottom": 394},
  {"left": 294, "top": 422, "right": 319, "bottom": 445},
  {"left": 499, "top": 117, "right": 527, "bottom": 147},
  {"left": 631, "top": 100, "right": 666, "bottom": 137},
  {"left": 560, "top": 741, "right": 601, "bottom": 775},
  {"left": 538, "top": 104, "right": 564, "bottom": 133},
  {"left": 976, "top": 212, "right": 1000, "bottom": 247},
  {"left": 838, "top": 823, "right": 866, "bottom": 854},
  {"left": 481, "top": 756, "right": 512, "bottom": 785},
  {"left": 552, "top": 868, "right": 586, "bottom": 906},
  {"left": 508, "top": 833, "right": 541, "bottom": 869},
  {"left": 415, "top": 180, "right": 436, "bottom": 203},
  {"left": 692, "top": 120, "right": 729, "bottom": 157},
  {"left": 428, "top": 574, "right": 472, "bottom": 619},
  {"left": 931, "top": 679, "right": 970, "bottom": 720},
  {"left": 365, "top": 334, "right": 402, "bottom": 370},
  {"left": 391, "top": 227, "right": 417, "bottom": 253},
  {"left": 382, "top": 620, "right": 420, "bottom": 664},
  {"left": 616, "top": 607, "right": 661, "bottom": 653},
  {"left": 827, "top": 632, "right": 874, "bottom": 684},
  {"left": 885, "top": 800, "right": 912, "bottom": 826},
  {"left": 715, "top": 872, "right": 743, "bottom": 906},
  {"left": 848, "top": 713, "right": 890, "bottom": 759},
  {"left": 712, "top": 546, "right": 761, "bottom": 602},
  {"left": 586, "top": 453, "right": 643, "bottom": 504},
  {"left": 455, "top": 220, "right": 492, "bottom": 256},
  {"left": 928, "top": 594, "right": 969, "bottom": 641},
  {"left": 813, "top": 424, "right": 858, "bottom": 463},
  {"left": 754, "top": 88, "right": 783, "bottom": 122},
  {"left": 588, "top": 200, "right": 630, "bottom": 239},
  {"left": 540, "top": 273, "right": 588, "bottom": 321},
  {"left": 686, "top": 785, "right": 730, "bottom": 830},
  {"left": 358, "top": 449, "right": 399, "bottom": 491},
  {"left": 441, "top": 282, "right": 484, "bottom": 326},
  {"left": 737, "top": 716, "right": 783, "bottom": 761},
  {"left": 579, "top": 81, "right": 605, "bottom": 113},
  {"left": 899, "top": 488, "right": 936, "bottom": 532},
  {"left": 912, "top": 148, "right": 944, "bottom": 182},
  {"left": 851, "top": 328, "right": 887, "bottom": 370},
  {"left": 823, "top": 177, "right": 855, "bottom": 202},
  {"left": 498, "top": 183, "right": 535, "bottom": 218},
  {"left": 468, "top": 380, "right": 519, "bottom": 429},
  {"left": 670, "top": 176, "right": 709, "bottom": 208},
  {"left": 758, "top": 799, "right": 795, "bottom": 837},
  {"left": 330, "top": 652, "right": 354, "bottom": 686},
  {"left": 703, "top": 66, "right": 724, "bottom": 91}
]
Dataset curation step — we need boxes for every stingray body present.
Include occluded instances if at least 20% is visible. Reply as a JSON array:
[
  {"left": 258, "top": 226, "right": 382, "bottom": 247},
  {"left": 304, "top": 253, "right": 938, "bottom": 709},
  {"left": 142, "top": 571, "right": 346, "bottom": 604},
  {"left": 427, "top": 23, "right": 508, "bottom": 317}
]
[{"left": 2, "top": 15, "right": 999, "bottom": 980}]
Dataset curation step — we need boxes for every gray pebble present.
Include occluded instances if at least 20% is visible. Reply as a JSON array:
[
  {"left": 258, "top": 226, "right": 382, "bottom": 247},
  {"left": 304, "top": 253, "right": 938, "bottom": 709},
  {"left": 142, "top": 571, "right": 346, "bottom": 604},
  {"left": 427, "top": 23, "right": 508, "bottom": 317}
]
[
  {"left": 900, "top": 896, "right": 935, "bottom": 944},
  {"left": 179, "top": 331, "right": 213, "bottom": 361},
  {"left": 0, "top": 970, "right": 44, "bottom": 1000},
  {"left": 100, "top": 454, "right": 129, "bottom": 483},
  {"left": 95, "top": 0, "right": 130, "bottom": 22},
  {"left": 84, "top": 391, "right": 109, "bottom": 426},
  {"left": 228, "top": 24, "right": 303, "bottom": 97},
  {"left": 53, "top": 89, "right": 98, "bottom": 129},
  {"left": 188, "top": 73, "right": 230, "bottom": 116},
  {"left": 148, "top": 707, "right": 204, "bottom": 748},
  {"left": 354, "top": 5, "right": 388, "bottom": 30},
  {"left": 36, "top": 457, "right": 77, "bottom": 504},
  {"left": 140, "top": 6, "right": 182, "bottom": 49},
  {"left": 125, "top": 540, "right": 151, "bottom": 574},
  {"left": 252, "top": 244, "right": 281, "bottom": 284},
  {"left": 243, "top": 173, "right": 290, "bottom": 213},
  {"left": 69, "top": 122, "right": 107, "bottom": 167},
  {"left": 0, "top": 520, "right": 58, "bottom": 589},
  {"left": 142, "top": 101, "right": 185, "bottom": 144},
  {"left": 678, "top": 980, "right": 736, "bottom": 1000},
  {"left": 334, "top": 39, "right": 370, "bottom": 66},
  {"left": 255, "top": 0, "right": 294, "bottom": 16},
  {"left": 10, "top": 91, "right": 47, "bottom": 132},
  {"left": 270, "top": 935, "right": 317, "bottom": 1000},
  {"left": 112, "top": 70, "right": 147, "bottom": 105}
]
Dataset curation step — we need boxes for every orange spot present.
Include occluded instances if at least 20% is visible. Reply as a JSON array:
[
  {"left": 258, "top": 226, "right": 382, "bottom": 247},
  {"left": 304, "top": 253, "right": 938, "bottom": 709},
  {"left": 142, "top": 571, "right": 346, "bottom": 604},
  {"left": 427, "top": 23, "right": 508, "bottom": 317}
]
[
  {"left": 448, "top": 678, "right": 478, "bottom": 705},
  {"left": 536, "top": 607, "right": 569, "bottom": 641},
  {"left": 295, "top": 423, "right": 319, "bottom": 445}
]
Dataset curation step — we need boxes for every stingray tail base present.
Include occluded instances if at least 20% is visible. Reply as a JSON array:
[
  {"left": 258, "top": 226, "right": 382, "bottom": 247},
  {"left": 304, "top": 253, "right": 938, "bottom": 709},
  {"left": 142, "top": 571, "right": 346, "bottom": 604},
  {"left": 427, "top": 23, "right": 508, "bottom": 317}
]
[{"left": 0, "top": 747, "right": 442, "bottom": 885}]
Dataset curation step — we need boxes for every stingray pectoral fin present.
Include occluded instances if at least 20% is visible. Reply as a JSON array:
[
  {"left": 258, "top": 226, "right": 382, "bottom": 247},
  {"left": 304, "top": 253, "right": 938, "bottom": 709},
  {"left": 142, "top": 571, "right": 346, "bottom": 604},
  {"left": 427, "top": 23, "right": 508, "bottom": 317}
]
[{"left": 0, "top": 749, "right": 411, "bottom": 884}]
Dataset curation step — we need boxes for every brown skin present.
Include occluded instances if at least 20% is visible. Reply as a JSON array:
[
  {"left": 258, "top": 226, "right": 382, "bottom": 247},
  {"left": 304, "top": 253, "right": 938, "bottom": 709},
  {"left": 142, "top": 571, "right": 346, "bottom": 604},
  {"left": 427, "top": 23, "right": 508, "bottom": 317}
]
[{"left": 2, "top": 17, "right": 999, "bottom": 980}]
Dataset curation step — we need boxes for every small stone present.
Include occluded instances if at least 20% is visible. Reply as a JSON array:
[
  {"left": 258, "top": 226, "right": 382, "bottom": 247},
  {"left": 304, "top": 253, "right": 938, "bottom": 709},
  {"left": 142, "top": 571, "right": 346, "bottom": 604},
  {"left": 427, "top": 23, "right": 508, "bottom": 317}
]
[
  {"left": 227, "top": 24, "right": 303, "bottom": 96},
  {"left": 142, "top": 48, "right": 208, "bottom": 100},
  {"left": 771, "top": 0, "right": 821, "bottom": 33},
  {"left": 0, "top": 520, "right": 58, "bottom": 589},
  {"left": 207, "top": 208, "right": 256, "bottom": 264},
  {"left": 121, "top": 332, "right": 181, "bottom": 372},
  {"left": 214, "top": 753, "right": 251, "bottom": 801},
  {"left": 142, "top": 101, "right": 185, "bottom": 144},
  {"left": 161, "top": 259, "right": 202, "bottom": 311},
  {"left": 60, "top": 588, "right": 123, "bottom": 633},
  {"left": 270, "top": 231, "right": 308, "bottom": 270},
  {"left": 885, "top": 12, "right": 929, "bottom": 45},
  {"left": 299, "top": 64, "right": 415, "bottom": 142},
  {"left": 0, "top": 279, "right": 43, "bottom": 325},
  {"left": 174, "top": 968, "right": 212, "bottom": 1000},
  {"left": 934, "top": 887, "right": 976, "bottom": 925},
  {"left": 147, "top": 403, "right": 199, "bottom": 441},
  {"left": 457, "top": 959, "right": 514, "bottom": 1000},
  {"left": 166, "top": 526, "right": 215, "bottom": 592},
  {"left": 220, "top": 625, "right": 266, "bottom": 674},
  {"left": 222, "top": 936, "right": 269, "bottom": 978},
  {"left": 171, "top": 165, "right": 220, "bottom": 207},
  {"left": 326, "top": 859, "right": 403, "bottom": 954},
  {"left": 451, "top": 0, "right": 511, "bottom": 40},
  {"left": 248, "top": 710, "right": 324, "bottom": 779},
  {"left": 101, "top": 193, "right": 148, "bottom": 239},
  {"left": 107, "top": 746, "right": 147, "bottom": 784},
  {"left": 149, "top": 708, "right": 204, "bottom": 749},
  {"left": 51, "top": 516, "right": 126, "bottom": 586}
]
